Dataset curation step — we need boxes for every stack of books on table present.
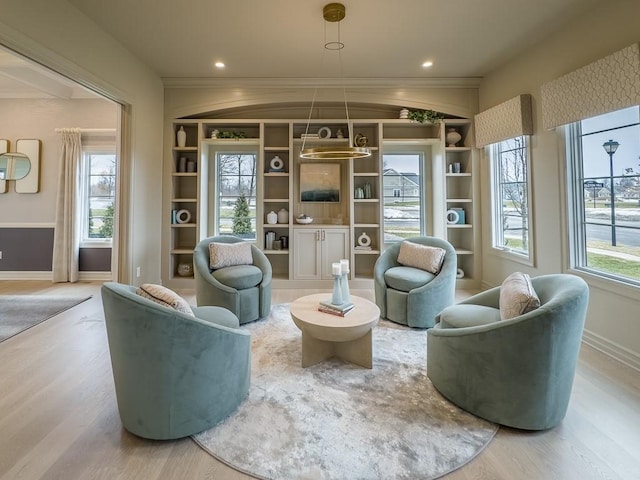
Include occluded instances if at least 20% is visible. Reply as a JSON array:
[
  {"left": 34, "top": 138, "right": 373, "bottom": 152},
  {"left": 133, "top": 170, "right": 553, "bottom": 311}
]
[{"left": 317, "top": 300, "right": 355, "bottom": 317}]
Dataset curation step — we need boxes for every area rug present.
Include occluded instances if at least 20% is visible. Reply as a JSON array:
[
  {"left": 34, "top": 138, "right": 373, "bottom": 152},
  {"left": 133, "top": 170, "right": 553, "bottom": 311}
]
[
  {"left": 193, "top": 303, "right": 498, "bottom": 480},
  {"left": 0, "top": 295, "right": 92, "bottom": 343}
]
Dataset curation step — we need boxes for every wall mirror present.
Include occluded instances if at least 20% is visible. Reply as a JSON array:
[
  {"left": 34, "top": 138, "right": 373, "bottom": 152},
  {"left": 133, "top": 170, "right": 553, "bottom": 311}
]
[{"left": 0, "top": 152, "right": 31, "bottom": 180}]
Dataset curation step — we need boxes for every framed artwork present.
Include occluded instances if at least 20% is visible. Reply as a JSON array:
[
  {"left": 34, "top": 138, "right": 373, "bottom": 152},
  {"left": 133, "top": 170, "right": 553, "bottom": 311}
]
[{"left": 300, "top": 163, "right": 340, "bottom": 202}]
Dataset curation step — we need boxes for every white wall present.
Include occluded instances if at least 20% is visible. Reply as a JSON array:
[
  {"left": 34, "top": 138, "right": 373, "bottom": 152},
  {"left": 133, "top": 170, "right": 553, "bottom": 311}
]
[
  {"left": 0, "top": 0, "right": 164, "bottom": 284},
  {"left": 0, "top": 98, "right": 116, "bottom": 223},
  {"left": 478, "top": 0, "right": 640, "bottom": 369}
]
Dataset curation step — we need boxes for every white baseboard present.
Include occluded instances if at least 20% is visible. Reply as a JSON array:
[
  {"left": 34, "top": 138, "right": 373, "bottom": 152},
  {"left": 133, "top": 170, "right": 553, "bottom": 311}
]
[
  {"left": 582, "top": 329, "right": 640, "bottom": 373},
  {"left": 0, "top": 271, "right": 112, "bottom": 281}
]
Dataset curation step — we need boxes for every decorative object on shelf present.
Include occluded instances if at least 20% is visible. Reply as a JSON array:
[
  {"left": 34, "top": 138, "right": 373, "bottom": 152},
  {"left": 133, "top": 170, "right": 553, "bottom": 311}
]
[
  {"left": 354, "top": 187, "right": 364, "bottom": 199},
  {"left": 266, "top": 210, "right": 278, "bottom": 224},
  {"left": 177, "top": 262, "right": 193, "bottom": 277},
  {"left": 177, "top": 126, "right": 186, "bottom": 147},
  {"left": 357, "top": 232, "right": 372, "bottom": 248},
  {"left": 175, "top": 209, "right": 192, "bottom": 224},
  {"left": 453, "top": 162, "right": 461, "bottom": 173},
  {"left": 354, "top": 133, "right": 368, "bottom": 147},
  {"left": 295, "top": 214, "right": 313, "bottom": 224},
  {"left": 363, "top": 182, "right": 372, "bottom": 199},
  {"left": 448, "top": 164, "right": 453, "bottom": 174},
  {"left": 265, "top": 231, "right": 275, "bottom": 250},
  {"left": 399, "top": 108, "right": 409, "bottom": 119},
  {"left": 336, "top": 129, "right": 344, "bottom": 139},
  {"left": 186, "top": 160, "right": 196, "bottom": 173},
  {"left": 340, "top": 259, "right": 351, "bottom": 304},
  {"left": 217, "top": 131, "right": 247, "bottom": 139},
  {"left": 331, "top": 263, "right": 344, "bottom": 306},
  {"left": 280, "top": 235, "right": 288, "bottom": 249},
  {"left": 269, "top": 155, "right": 285, "bottom": 172},
  {"left": 273, "top": 240, "right": 283, "bottom": 250},
  {"left": 406, "top": 109, "right": 444, "bottom": 125},
  {"left": 299, "top": 3, "right": 371, "bottom": 161},
  {"left": 318, "top": 127, "right": 332, "bottom": 139},
  {"left": 171, "top": 209, "right": 177, "bottom": 224},
  {"left": 446, "top": 209, "right": 460, "bottom": 225},
  {"left": 277, "top": 208, "right": 289, "bottom": 224},
  {"left": 456, "top": 268, "right": 465, "bottom": 279},
  {"left": 210, "top": 129, "right": 219, "bottom": 139},
  {"left": 178, "top": 156, "right": 187, "bottom": 172},
  {"left": 446, "top": 128, "right": 462, "bottom": 147}
]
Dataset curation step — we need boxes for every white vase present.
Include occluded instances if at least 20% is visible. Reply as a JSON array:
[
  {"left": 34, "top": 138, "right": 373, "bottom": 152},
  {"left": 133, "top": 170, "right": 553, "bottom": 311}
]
[
  {"left": 277, "top": 208, "right": 289, "bottom": 224},
  {"left": 177, "top": 126, "right": 187, "bottom": 147},
  {"left": 266, "top": 211, "right": 278, "bottom": 224},
  {"left": 446, "top": 128, "right": 462, "bottom": 147}
]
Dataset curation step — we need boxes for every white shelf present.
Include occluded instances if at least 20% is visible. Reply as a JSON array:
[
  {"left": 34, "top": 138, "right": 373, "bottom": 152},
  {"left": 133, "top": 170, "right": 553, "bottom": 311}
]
[
  {"left": 264, "top": 172, "right": 289, "bottom": 177},
  {"left": 354, "top": 249, "right": 380, "bottom": 255},
  {"left": 353, "top": 172, "right": 380, "bottom": 177},
  {"left": 171, "top": 223, "right": 196, "bottom": 228},
  {"left": 446, "top": 198, "right": 472, "bottom": 203},
  {"left": 264, "top": 146, "right": 289, "bottom": 151},
  {"left": 455, "top": 249, "right": 473, "bottom": 255},
  {"left": 173, "top": 146, "right": 198, "bottom": 152},
  {"left": 171, "top": 248, "right": 193, "bottom": 255},
  {"left": 354, "top": 223, "right": 379, "bottom": 228},
  {"left": 383, "top": 138, "right": 440, "bottom": 146},
  {"left": 447, "top": 224, "right": 472, "bottom": 229},
  {"left": 446, "top": 173, "right": 472, "bottom": 177},
  {"left": 263, "top": 249, "right": 289, "bottom": 254},
  {"left": 264, "top": 198, "right": 289, "bottom": 202},
  {"left": 353, "top": 198, "right": 379, "bottom": 203},
  {"left": 172, "top": 172, "right": 198, "bottom": 177},
  {"left": 445, "top": 146, "right": 472, "bottom": 152},
  {"left": 171, "top": 198, "right": 197, "bottom": 202}
]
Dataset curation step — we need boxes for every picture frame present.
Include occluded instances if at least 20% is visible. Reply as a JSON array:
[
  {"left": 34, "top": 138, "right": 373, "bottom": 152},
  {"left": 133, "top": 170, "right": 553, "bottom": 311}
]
[{"left": 300, "top": 163, "right": 340, "bottom": 202}]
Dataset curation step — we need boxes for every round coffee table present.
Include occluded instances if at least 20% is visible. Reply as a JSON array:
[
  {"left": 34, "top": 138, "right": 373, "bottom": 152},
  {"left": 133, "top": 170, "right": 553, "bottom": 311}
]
[{"left": 290, "top": 293, "right": 380, "bottom": 368}]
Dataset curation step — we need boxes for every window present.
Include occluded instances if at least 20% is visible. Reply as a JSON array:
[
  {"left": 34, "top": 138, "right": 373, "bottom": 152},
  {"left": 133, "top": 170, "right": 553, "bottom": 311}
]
[
  {"left": 567, "top": 106, "right": 640, "bottom": 284},
  {"left": 216, "top": 151, "right": 257, "bottom": 239},
  {"left": 490, "top": 136, "right": 533, "bottom": 261},
  {"left": 82, "top": 149, "right": 116, "bottom": 244},
  {"left": 383, "top": 153, "right": 424, "bottom": 242}
]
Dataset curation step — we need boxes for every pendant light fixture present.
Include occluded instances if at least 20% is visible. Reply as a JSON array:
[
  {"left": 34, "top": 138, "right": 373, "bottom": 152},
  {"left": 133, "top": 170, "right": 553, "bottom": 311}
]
[{"left": 300, "top": 3, "right": 372, "bottom": 160}]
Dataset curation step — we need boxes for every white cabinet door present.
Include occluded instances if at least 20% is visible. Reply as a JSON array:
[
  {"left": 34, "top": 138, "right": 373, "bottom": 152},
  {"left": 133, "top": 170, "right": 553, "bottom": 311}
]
[
  {"left": 293, "top": 229, "right": 322, "bottom": 280},
  {"left": 320, "top": 228, "right": 349, "bottom": 279},
  {"left": 293, "top": 227, "right": 349, "bottom": 280}
]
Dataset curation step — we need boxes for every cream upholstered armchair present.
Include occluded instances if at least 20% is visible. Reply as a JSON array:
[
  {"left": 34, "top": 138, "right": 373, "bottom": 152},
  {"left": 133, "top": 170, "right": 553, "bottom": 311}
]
[
  {"left": 194, "top": 235, "right": 272, "bottom": 324},
  {"left": 374, "top": 236, "right": 457, "bottom": 328},
  {"left": 427, "top": 273, "right": 589, "bottom": 430}
]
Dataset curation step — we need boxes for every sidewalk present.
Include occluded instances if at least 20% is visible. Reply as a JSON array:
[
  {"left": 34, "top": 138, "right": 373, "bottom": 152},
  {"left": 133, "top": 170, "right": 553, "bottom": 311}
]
[{"left": 587, "top": 247, "right": 640, "bottom": 261}]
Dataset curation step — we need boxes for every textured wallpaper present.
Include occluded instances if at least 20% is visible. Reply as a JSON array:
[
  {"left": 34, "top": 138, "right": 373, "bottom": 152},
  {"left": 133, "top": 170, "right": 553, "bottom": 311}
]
[{"left": 541, "top": 43, "right": 640, "bottom": 130}]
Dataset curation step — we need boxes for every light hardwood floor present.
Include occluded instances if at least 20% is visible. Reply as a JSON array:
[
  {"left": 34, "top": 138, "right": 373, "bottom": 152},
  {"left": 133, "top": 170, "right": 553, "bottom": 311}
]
[{"left": 1, "top": 281, "right": 639, "bottom": 480}]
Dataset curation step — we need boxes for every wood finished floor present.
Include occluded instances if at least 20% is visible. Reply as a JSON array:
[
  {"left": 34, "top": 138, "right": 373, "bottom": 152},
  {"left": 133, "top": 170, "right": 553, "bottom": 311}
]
[{"left": 1, "top": 281, "right": 639, "bottom": 480}]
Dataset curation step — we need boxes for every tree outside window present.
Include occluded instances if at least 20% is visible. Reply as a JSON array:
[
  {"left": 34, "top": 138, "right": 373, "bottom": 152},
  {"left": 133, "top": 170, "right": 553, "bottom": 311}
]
[
  {"left": 217, "top": 152, "right": 257, "bottom": 239},
  {"left": 85, "top": 152, "right": 116, "bottom": 241}
]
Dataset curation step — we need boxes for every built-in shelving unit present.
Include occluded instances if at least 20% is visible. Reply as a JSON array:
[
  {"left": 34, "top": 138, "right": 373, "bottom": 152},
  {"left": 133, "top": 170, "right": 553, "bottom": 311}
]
[{"left": 166, "top": 115, "right": 480, "bottom": 288}]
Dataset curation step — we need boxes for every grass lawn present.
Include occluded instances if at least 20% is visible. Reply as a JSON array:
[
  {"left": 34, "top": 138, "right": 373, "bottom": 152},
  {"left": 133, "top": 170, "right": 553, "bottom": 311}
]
[{"left": 586, "top": 252, "right": 640, "bottom": 280}]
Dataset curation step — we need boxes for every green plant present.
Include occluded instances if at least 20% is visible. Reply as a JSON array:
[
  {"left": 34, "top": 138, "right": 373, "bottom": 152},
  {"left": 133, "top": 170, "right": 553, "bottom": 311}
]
[
  {"left": 406, "top": 109, "right": 444, "bottom": 125},
  {"left": 232, "top": 193, "right": 252, "bottom": 234},
  {"left": 217, "top": 131, "right": 247, "bottom": 139}
]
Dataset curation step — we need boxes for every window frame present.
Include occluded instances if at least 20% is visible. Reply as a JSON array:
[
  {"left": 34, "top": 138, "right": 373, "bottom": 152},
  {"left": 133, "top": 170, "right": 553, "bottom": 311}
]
[
  {"left": 489, "top": 135, "right": 535, "bottom": 266},
  {"left": 80, "top": 146, "right": 116, "bottom": 248},
  {"left": 382, "top": 147, "right": 429, "bottom": 244},
  {"left": 565, "top": 107, "right": 640, "bottom": 289}
]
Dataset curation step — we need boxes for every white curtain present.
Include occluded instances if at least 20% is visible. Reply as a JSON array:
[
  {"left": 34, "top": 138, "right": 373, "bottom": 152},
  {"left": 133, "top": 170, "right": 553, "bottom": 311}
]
[{"left": 52, "top": 129, "right": 82, "bottom": 283}]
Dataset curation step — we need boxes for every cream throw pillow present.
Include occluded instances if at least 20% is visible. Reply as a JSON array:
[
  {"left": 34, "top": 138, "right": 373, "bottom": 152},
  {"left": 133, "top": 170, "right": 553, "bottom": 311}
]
[
  {"left": 396, "top": 241, "right": 446, "bottom": 275},
  {"left": 136, "top": 283, "right": 194, "bottom": 316},
  {"left": 499, "top": 272, "right": 540, "bottom": 320},
  {"left": 209, "top": 241, "right": 253, "bottom": 270}
]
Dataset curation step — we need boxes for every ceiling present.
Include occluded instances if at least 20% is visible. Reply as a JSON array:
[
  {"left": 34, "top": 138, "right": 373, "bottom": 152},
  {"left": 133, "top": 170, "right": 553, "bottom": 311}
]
[{"left": 1, "top": 0, "right": 600, "bottom": 97}]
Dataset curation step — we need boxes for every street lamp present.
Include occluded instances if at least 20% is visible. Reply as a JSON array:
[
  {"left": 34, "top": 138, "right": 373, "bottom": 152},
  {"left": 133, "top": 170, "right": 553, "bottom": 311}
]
[{"left": 602, "top": 139, "right": 620, "bottom": 246}]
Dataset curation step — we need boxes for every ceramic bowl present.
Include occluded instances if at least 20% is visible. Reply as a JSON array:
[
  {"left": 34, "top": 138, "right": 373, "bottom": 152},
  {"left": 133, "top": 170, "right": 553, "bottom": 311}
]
[{"left": 295, "top": 217, "right": 313, "bottom": 224}]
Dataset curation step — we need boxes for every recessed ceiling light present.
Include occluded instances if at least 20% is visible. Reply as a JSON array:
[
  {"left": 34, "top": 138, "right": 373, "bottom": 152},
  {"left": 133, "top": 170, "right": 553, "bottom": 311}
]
[
  {"left": 422, "top": 61, "right": 433, "bottom": 68},
  {"left": 214, "top": 61, "right": 225, "bottom": 68}
]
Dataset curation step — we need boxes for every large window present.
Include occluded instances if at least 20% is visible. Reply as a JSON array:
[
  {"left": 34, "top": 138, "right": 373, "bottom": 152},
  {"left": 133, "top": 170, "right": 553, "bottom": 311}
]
[
  {"left": 567, "top": 106, "right": 640, "bottom": 284},
  {"left": 82, "top": 150, "right": 116, "bottom": 243},
  {"left": 383, "top": 153, "right": 424, "bottom": 242},
  {"left": 216, "top": 151, "right": 257, "bottom": 239},
  {"left": 490, "top": 136, "right": 533, "bottom": 261}
]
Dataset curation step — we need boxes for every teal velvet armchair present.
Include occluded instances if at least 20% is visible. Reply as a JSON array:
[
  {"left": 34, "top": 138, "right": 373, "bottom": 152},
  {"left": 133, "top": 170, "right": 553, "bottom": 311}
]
[
  {"left": 374, "top": 236, "right": 457, "bottom": 328},
  {"left": 194, "top": 235, "right": 272, "bottom": 324},
  {"left": 427, "top": 274, "right": 589, "bottom": 430},
  {"left": 101, "top": 282, "right": 251, "bottom": 440}
]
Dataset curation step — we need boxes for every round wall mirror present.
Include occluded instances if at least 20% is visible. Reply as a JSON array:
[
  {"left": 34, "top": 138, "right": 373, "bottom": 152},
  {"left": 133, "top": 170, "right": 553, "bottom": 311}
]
[{"left": 0, "top": 152, "right": 31, "bottom": 180}]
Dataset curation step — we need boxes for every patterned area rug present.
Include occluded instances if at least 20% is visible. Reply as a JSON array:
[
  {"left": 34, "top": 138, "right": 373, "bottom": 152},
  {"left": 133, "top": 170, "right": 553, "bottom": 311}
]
[
  {"left": 194, "top": 304, "right": 498, "bottom": 480},
  {"left": 0, "top": 295, "right": 92, "bottom": 343}
]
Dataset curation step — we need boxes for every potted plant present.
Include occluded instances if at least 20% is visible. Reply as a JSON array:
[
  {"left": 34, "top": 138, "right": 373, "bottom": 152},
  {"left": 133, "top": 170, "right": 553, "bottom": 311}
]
[{"left": 406, "top": 109, "right": 444, "bottom": 125}]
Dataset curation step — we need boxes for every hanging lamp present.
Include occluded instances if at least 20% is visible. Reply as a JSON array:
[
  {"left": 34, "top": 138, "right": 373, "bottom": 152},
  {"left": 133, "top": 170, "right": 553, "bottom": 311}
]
[{"left": 299, "top": 3, "right": 372, "bottom": 161}]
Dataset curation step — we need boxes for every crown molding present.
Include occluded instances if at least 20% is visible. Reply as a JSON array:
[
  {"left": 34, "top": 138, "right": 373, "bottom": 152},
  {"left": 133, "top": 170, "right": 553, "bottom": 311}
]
[{"left": 162, "top": 76, "right": 482, "bottom": 89}]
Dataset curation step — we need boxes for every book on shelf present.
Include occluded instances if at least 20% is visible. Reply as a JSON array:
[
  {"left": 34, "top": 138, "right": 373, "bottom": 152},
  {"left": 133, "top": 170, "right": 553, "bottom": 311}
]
[
  {"left": 318, "top": 305, "right": 354, "bottom": 317},
  {"left": 319, "top": 300, "right": 354, "bottom": 312}
]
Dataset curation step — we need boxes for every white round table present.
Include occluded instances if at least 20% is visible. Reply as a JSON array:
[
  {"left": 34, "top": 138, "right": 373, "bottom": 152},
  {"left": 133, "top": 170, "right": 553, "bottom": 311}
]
[{"left": 290, "top": 293, "right": 380, "bottom": 368}]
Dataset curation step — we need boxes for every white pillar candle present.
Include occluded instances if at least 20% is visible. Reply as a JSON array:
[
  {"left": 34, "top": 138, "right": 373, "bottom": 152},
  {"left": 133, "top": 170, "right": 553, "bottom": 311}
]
[
  {"left": 332, "top": 263, "right": 342, "bottom": 276},
  {"left": 340, "top": 259, "right": 349, "bottom": 273}
]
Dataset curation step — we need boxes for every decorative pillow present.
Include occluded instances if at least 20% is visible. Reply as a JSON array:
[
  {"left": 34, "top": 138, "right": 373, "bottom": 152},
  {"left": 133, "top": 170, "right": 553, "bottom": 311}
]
[
  {"left": 499, "top": 272, "right": 540, "bottom": 320},
  {"left": 136, "top": 283, "right": 194, "bottom": 316},
  {"left": 396, "top": 241, "right": 446, "bottom": 274},
  {"left": 209, "top": 241, "right": 253, "bottom": 270}
]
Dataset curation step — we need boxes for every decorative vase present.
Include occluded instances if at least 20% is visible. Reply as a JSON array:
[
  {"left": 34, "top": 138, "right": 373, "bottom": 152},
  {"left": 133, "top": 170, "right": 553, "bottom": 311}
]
[
  {"left": 178, "top": 156, "right": 187, "bottom": 172},
  {"left": 177, "top": 262, "right": 193, "bottom": 277},
  {"left": 177, "top": 126, "right": 187, "bottom": 147},
  {"left": 266, "top": 211, "right": 278, "bottom": 224},
  {"left": 340, "top": 259, "right": 351, "bottom": 304},
  {"left": 331, "top": 273, "right": 344, "bottom": 306},
  {"left": 277, "top": 208, "right": 289, "bottom": 224},
  {"left": 446, "top": 128, "right": 462, "bottom": 147},
  {"left": 400, "top": 108, "right": 409, "bottom": 119}
]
